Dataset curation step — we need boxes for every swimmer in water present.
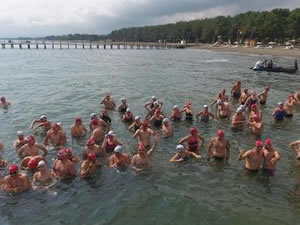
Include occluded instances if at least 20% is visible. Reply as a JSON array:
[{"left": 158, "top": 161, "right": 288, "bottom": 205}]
[
  {"left": 90, "top": 115, "right": 110, "bottom": 132},
  {"left": 0, "top": 145, "right": 8, "bottom": 168},
  {"left": 289, "top": 140, "right": 300, "bottom": 160},
  {"left": 32, "top": 160, "right": 56, "bottom": 190},
  {"left": 109, "top": 145, "right": 131, "bottom": 170},
  {"left": 102, "top": 131, "right": 122, "bottom": 154},
  {"left": 179, "top": 127, "right": 204, "bottom": 157},
  {"left": 101, "top": 93, "right": 116, "bottom": 110},
  {"left": 196, "top": 105, "right": 214, "bottom": 122},
  {"left": 83, "top": 138, "right": 104, "bottom": 159},
  {"left": 100, "top": 109, "right": 112, "bottom": 124},
  {"left": 231, "top": 105, "right": 246, "bottom": 129},
  {"left": 150, "top": 109, "right": 165, "bottom": 129},
  {"left": 20, "top": 155, "right": 45, "bottom": 170},
  {"left": 257, "top": 86, "right": 270, "bottom": 105},
  {"left": 211, "top": 89, "right": 229, "bottom": 107},
  {"left": 71, "top": 117, "right": 87, "bottom": 137},
  {"left": 144, "top": 96, "right": 161, "bottom": 111},
  {"left": 262, "top": 139, "right": 280, "bottom": 175},
  {"left": 13, "top": 131, "right": 27, "bottom": 148},
  {"left": 1, "top": 164, "right": 32, "bottom": 193},
  {"left": 247, "top": 115, "right": 264, "bottom": 136},
  {"left": 239, "top": 140, "right": 264, "bottom": 173},
  {"left": 170, "top": 105, "right": 182, "bottom": 121},
  {"left": 0, "top": 96, "right": 11, "bottom": 108},
  {"left": 245, "top": 91, "right": 258, "bottom": 111},
  {"left": 52, "top": 149, "right": 76, "bottom": 179},
  {"left": 18, "top": 135, "right": 47, "bottom": 159},
  {"left": 272, "top": 102, "right": 285, "bottom": 121},
  {"left": 162, "top": 118, "right": 174, "bottom": 138},
  {"left": 170, "top": 144, "right": 201, "bottom": 162},
  {"left": 239, "top": 88, "right": 250, "bottom": 105},
  {"left": 293, "top": 90, "right": 300, "bottom": 105},
  {"left": 133, "top": 120, "right": 158, "bottom": 149},
  {"left": 284, "top": 95, "right": 295, "bottom": 117},
  {"left": 80, "top": 153, "right": 102, "bottom": 179},
  {"left": 145, "top": 101, "right": 164, "bottom": 120},
  {"left": 128, "top": 116, "right": 142, "bottom": 132},
  {"left": 29, "top": 115, "right": 52, "bottom": 133},
  {"left": 44, "top": 123, "right": 66, "bottom": 148},
  {"left": 118, "top": 98, "right": 128, "bottom": 113},
  {"left": 249, "top": 104, "right": 263, "bottom": 122},
  {"left": 181, "top": 101, "right": 194, "bottom": 121},
  {"left": 122, "top": 108, "right": 135, "bottom": 123},
  {"left": 131, "top": 143, "right": 157, "bottom": 172},
  {"left": 216, "top": 100, "right": 231, "bottom": 119},
  {"left": 231, "top": 80, "right": 242, "bottom": 98},
  {"left": 207, "top": 130, "right": 230, "bottom": 160}
]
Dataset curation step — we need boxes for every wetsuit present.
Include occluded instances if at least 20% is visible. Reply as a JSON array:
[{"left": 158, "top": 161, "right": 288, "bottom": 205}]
[
  {"left": 105, "top": 140, "right": 117, "bottom": 153},
  {"left": 101, "top": 115, "right": 111, "bottom": 124},
  {"left": 200, "top": 114, "right": 209, "bottom": 122},
  {"left": 153, "top": 119, "right": 162, "bottom": 128},
  {"left": 274, "top": 110, "right": 285, "bottom": 121}
]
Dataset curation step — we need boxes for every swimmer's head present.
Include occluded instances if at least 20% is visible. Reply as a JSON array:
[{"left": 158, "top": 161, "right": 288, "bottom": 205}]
[
  {"left": 9, "top": 164, "right": 18, "bottom": 175},
  {"left": 151, "top": 96, "right": 156, "bottom": 100},
  {"left": 92, "top": 118, "right": 99, "bottom": 126},
  {"left": 107, "top": 130, "right": 115, "bottom": 137},
  {"left": 17, "top": 131, "right": 24, "bottom": 137},
  {"left": 75, "top": 117, "right": 82, "bottom": 125},
  {"left": 138, "top": 144, "right": 145, "bottom": 152},
  {"left": 278, "top": 102, "right": 283, "bottom": 107},
  {"left": 190, "top": 127, "right": 198, "bottom": 135},
  {"left": 237, "top": 107, "right": 243, "bottom": 113},
  {"left": 0, "top": 97, "right": 5, "bottom": 103},
  {"left": 176, "top": 144, "right": 185, "bottom": 152},
  {"left": 26, "top": 135, "right": 35, "bottom": 145},
  {"left": 141, "top": 120, "right": 149, "bottom": 128},
  {"left": 86, "top": 138, "right": 95, "bottom": 146},
  {"left": 121, "top": 98, "right": 126, "bottom": 102},
  {"left": 28, "top": 159, "right": 37, "bottom": 170},
  {"left": 264, "top": 139, "right": 272, "bottom": 147},
  {"left": 37, "top": 160, "right": 46, "bottom": 168},
  {"left": 154, "top": 101, "right": 159, "bottom": 106},
  {"left": 90, "top": 113, "right": 97, "bottom": 120},
  {"left": 126, "top": 108, "right": 131, "bottom": 113},
  {"left": 88, "top": 152, "right": 96, "bottom": 161},
  {"left": 135, "top": 116, "right": 140, "bottom": 121},
  {"left": 163, "top": 118, "right": 169, "bottom": 123},
  {"left": 173, "top": 105, "right": 179, "bottom": 110},
  {"left": 114, "top": 145, "right": 123, "bottom": 153},
  {"left": 155, "top": 109, "right": 161, "bottom": 115},
  {"left": 52, "top": 123, "right": 60, "bottom": 131},
  {"left": 217, "top": 129, "right": 224, "bottom": 137},
  {"left": 265, "top": 86, "right": 270, "bottom": 91},
  {"left": 255, "top": 140, "right": 263, "bottom": 149},
  {"left": 237, "top": 80, "right": 241, "bottom": 85},
  {"left": 251, "top": 104, "right": 257, "bottom": 110},
  {"left": 57, "top": 149, "right": 67, "bottom": 159},
  {"left": 217, "top": 100, "right": 223, "bottom": 106},
  {"left": 65, "top": 148, "right": 73, "bottom": 156},
  {"left": 203, "top": 105, "right": 208, "bottom": 108},
  {"left": 40, "top": 115, "right": 47, "bottom": 121}
]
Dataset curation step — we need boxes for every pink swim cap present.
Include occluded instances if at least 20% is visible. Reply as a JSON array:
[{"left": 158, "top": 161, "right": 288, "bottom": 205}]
[
  {"left": 217, "top": 129, "right": 224, "bottom": 137},
  {"left": 264, "top": 138, "right": 272, "bottom": 146},
  {"left": 28, "top": 159, "right": 37, "bottom": 169},
  {"left": 138, "top": 144, "right": 145, "bottom": 150},
  {"left": 26, "top": 135, "right": 35, "bottom": 144},
  {"left": 255, "top": 140, "right": 263, "bottom": 147},
  {"left": 190, "top": 127, "right": 198, "bottom": 135},
  {"left": 75, "top": 117, "right": 82, "bottom": 124},
  {"left": 9, "top": 164, "right": 18, "bottom": 174},
  {"left": 57, "top": 149, "right": 66, "bottom": 157},
  {"left": 65, "top": 148, "right": 73, "bottom": 155},
  {"left": 253, "top": 115, "right": 260, "bottom": 122},
  {"left": 251, "top": 104, "right": 257, "bottom": 109}
]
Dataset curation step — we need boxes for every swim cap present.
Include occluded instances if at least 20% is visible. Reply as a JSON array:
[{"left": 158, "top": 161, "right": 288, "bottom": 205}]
[
  {"left": 57, "top": 122, "right": 62, "bottom": 127},
  {"left": 37, "top": 160, "right": 46, "bottom": 168},
  {"left": 203, "top": 105, "right": 208, "bottom": 108},
  {"left": 17, "top": 131, "right": 24, "bottom": 136},
  {"left": 57, "top": 149, "right": 66, "bottom": 157},
  {"left": 265, "top": 86, "right": 270, "bottom": 91},
  {"left": 9, "top": 164, "right": 18, "bottom": 174},
  {"left": 135, "top": 116, "right": 140, "bottom": 120},
  {"left": 251, "top": 104, "right": 257, "bottom": 109},
  {"left": 173, "top": 105, "right": 178, "bottom": 109},
  {"left": 28, "top": 159, "right": 37, "bottom": 169},
  {"left": 86, "top": 138, "right": 95, "bottom": 145},
  {"left": 52, "top": 123, "right": 60, "bottom": 130},
  {"left": 190, "top": 127, "right": 198, "bottom": 135},
  {"left": 75, "top": 117, "right": 82, "bottom": 123},
  {"left": 40, "top": 115, "right": 47, "bottom": 120},
  {"left": 217, "top": 100, "right": 223, "bottom": 105},
  {"left": 126, "top": 108, "right": 131, "bottom": 112},
  {"left": 138, "top": 144, "right": 145, "bottom": 150},
  {"left": 176, "top": 144, "right": 184, "bottom": 151},
  {"left": 151, "top": 96, "right": 156, "bottom": 100},
  {"left": 237, "top": 107, "right": 243, "bottom": 113},
  {"left": 65, "top": 148, "right": 73, "bottom": 155},
  {"left": 237, "top": 80, "right": 241, "bottom": 84},
  {"left": 121, "top": 98, "right": 126, "bottom": 102},
  {"left": 255, "top": 140, "right": 263, "bottom": 148},
  {"left": 278, "top": 102, "right": 283, "bottom": 106},
  {"left": 163, "top": 118, "right": 169, "bottom": 123},
  {"left": 26, "top": 135, "right": 35, "bottom": 144},
  {"left": 155, "top": 109, "right": 160, "bottom": 114},
  {"left": 264, "top": 138, "right": 272, "bottom": 146},
  {"left": 0, "top": 97, "right": 5, "bottom": 102},
  {"left": 88, "top": 152, "right": 96, "bottom": 161},
  {"left": 217, "top": 129, "right": 224, "bottom": 137},
  {"left": 108, "top": 130, "right": 115, "bottom": 136},
  {"left": 114, "top": 145, "right": 123, "bottom": 153},
  {"left": 141, "top": 120, "right": 149, "bottom": 127},
  {"left": 154, "top": 101, "right": 159, "bottom": 106},
  {"left": 90, "top": 113, "right": 97, "bottom": 120}
]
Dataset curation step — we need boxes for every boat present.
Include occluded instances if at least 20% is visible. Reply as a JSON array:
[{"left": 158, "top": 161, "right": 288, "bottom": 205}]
[{"left": 250, "top": 60, "right": 298, "bottom": 74}]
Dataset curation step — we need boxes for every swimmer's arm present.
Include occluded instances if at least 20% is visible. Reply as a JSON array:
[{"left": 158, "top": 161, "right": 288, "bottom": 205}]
[
  {"left": 209, "top": 112, "right": 215, "bottom": 119},
  {"left": 101, "top": 139, "right": 107, "bottom": 151},
  {"left": 128, "top": 122, "right": 135, "bottom": 131},
  {"left": 80, "top": 162, "right": 90, "bottom": 177},
  {"left": 32, "top": 174, "right": 39, "bottom": 190},
  {"left": 239, "top": 149, "right": 251, "bottom": 160},
  {"left": 147, "top": 143, "right": 157, "bottom": 157},
  {"left": 271, "top": 151, "right": 280, "bottom": 164},
  {"left": 38, "top": 144, "right": 48, "bottom": 156},
  {"left": 149, "top": 115, "right": 155, "bottom": 123},
  {"left": 257, "top": 92, "right": 264, "bottom": 99},
  {"left": 179, "top": 136, "right": 189, "bottom": 145},
  {"left": 82, "top": 125, "right": 88, "bottom": 136},
  {"left": 69, "top": 164, "right": 76, "bottom": 177},
  {"left": 195, "top": 112, "right": 202, "bottom": 120},
  {"left": 144, "top": 102, "right": 151, "bottom": 111},
  {"left": 198, "top": 135, "right": 205, "bottom": 148},
  {"left": 29, "top": 120, "right": 39, "bottom": 129},
  {"left": 210, "top": 99, "right": 217, "bottom": 107},
  {"left": 108, "top": 157, "right": 117, "bottom": 168},
  {"left": 43, "top": 134, "right": 50, "bottom": 146},
  {"left": 289, "top": 140, "right": 300, "bottom": 151},
  {"left": 207, "top": 139, "right": 213, "bottom": 159},
  {"left": 131, "top": 157, "right": 142, "bottom": 171},
  {"left": 133, "top": 129, "right": 140, "bottom": 138},
  {"left": 101, "top": 120, "right": 110, "bottom": 130},
  {"left": 18, "top": 147, "right": 25, "bottom": 158},
  {"left": 170, "top": 154, "right": 182, "bottom": 162},
  {"left": 188, "top": 151, "right": 201, "bottom": 159}
]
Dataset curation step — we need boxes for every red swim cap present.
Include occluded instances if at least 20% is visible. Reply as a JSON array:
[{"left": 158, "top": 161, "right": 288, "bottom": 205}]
[
  {"left": 57, "top": 149, "right": 66, "bottom": 157},
  {"left": 237, "top": 80, "right": 241, "bottom": 84},
  {"left": 75, "top": 117, "right": 82, "bottom": 124},
  {"left": 138, "top": 144, "right": 145, "bottom": 150},
  {"left": 26, "top": 135, "right": 35, "bottom": 144},
  {"left": 190, "top": 127, "right": 198, "bottom": 135},
  {"left": 52, "top": 123, "right": 60, "bottom": 129},
  {"left": 255, "top": 140, "right": 263, "bottom": 147},
  {"left": 28, "top": 159, "right": 37, "bottom": 169},
  {"left": 141, "top": 120, "right": 149, "bottom": 127},
  {"left": 265, "top": 86, "right": 270, "bottom": 91},
  {"left": 9, "top": 164, "right": 18, "bottom": 174},
  {"left": 88, "top": 152, "right": 96, "bottom": 161},
  {"left": 65, "top": 148, "right": 73, "bottom": 155},
  {"left": 155, "top": 109, "right": 161, "bottom": 115},
  {"left": 251, "top": 104, "right": 257, "bottom": 109},
  {"left": 264, "top": 138, "right": 272, "bottom": 146},
  {"left": 217, "top": 129, "right": 224, "bottom": 137},
  {"left": 86, "top": 138, "right": 95, "bottom": 145}
]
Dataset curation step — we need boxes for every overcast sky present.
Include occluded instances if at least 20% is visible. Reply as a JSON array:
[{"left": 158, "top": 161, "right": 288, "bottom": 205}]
[{"left": 0, "top": 0, "right": 299, "bottom": 38}]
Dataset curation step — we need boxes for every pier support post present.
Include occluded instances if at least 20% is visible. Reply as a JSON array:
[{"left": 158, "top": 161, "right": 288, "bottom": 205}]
[
  {"left": 28, "top": 44, "right": 30, "bottom": 49},
  {"left": 110, "top": 44, "right": 113, "bottom": 49},
  {"left": 44, "top": 44, "right": 46, "bottom": 49},
  {"left": 36, "top": 44, "right": 39, "bottom": 49},
  {"left": 11, "top": 44, "right": 14, "bottom": 49},
  {"left": 97, "top": 44, "right": 99, "bottom": 49},
  {"left": 19, "top": 44, "right": 22, "bottom": 49},
  {"left": 75, "top": 42, "right": 77, "bottom": 49},
  {"left": 67, "top": 42, "right": 69, "bottom": 49},
  {"left": 52, "top": 41, "right": 54, "bottom": 49}
]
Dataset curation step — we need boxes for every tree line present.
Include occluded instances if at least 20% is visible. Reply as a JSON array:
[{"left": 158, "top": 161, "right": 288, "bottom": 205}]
[{"left": 43, "top": 8, "right": 300, "bottom": 43}]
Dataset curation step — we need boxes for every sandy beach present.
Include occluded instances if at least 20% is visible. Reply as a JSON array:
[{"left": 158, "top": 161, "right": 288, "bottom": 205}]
[{"left": 189, "top": 44, "right": 300, "bottom": 59}]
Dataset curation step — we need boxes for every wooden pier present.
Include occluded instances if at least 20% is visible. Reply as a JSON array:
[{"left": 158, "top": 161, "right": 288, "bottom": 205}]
[{"left": 0, "top": 40, "right": 189, "bottom": 50}]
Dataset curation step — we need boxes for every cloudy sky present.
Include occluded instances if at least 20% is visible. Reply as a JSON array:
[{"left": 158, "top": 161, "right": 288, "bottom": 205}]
[{"left": 0, "top": 0, "right": 299, "bottom": 38}]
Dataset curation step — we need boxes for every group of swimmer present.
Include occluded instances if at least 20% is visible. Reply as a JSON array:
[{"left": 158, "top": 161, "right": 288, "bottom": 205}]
[{"left": 1, "top": 84, "right": 300, "bottom": 194}]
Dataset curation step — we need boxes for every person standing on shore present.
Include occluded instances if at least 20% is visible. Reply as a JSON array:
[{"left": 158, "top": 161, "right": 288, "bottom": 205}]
[
  {"left": 257, "top": 86, "right": 270, "bottom": 105},
  {"left": 231, "top": 81, "right": 242, "bottom": 98}
]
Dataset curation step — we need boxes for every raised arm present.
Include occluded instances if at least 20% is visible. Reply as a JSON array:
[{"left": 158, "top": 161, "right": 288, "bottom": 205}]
[
  {"left": 207, "top": 139, "right": 214, "bottom": 159},
  {"left": 289, "top": 140, "right": 300, "bottom": 151},
  {"left": 38, "top": 144, "right": 48, "bottom": 156}
]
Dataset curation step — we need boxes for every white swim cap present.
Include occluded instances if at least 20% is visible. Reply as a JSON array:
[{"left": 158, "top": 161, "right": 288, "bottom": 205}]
[
  {"left": 37, "top": 160, "right": 46, "bottom": 168},
  {"left": 108, "top": 130, "right": 115, "bottom": 136},
  {"left": 217, "top": 100, "right": 223, "bottom": 105},
  {"left": 203, "top": 105, "right": 208, "bottom": 108},
  {"left": 154, "top": 101, "right": 159, "bottom": 106},
  {"left": 135, "top": 116, "right": 140, "bottom": 120},
  {"left": 278, "top": 102, "right": 283, "bottom": 106},
  {"left": 152, "top": 96, "right": 156, "bottom": 100},
  {"left": 114, "top": 145, "right": 122, "bottom": 153},
  {"left": 90, "top": 113, "right": 97, "bottom": 119},
  {"left": 57, "top": 122, "right": 62, "bottom": 127},
  {"left": 126, "top": 108, "right": 131, "bottom": 112},
  {"left": 121, "top": 98, "right": 126, "bottom": 101},
  {"left": 173, "top": 105, "right": 178, "bottom": 109},
  {"left": 176, "top": 145, "right": 184, "bottom": 151},
  {"left": 237, "top": 107, "right": 243, "bottom": 113},
  {"left": 163, "top": 118, "right": 169, "bottom": 123},
  {"left": 40, "top": 115, "right": 47, "bottom": 120},
  {"left": 17, "top": 131, "right": 24, "bottom": 136}
]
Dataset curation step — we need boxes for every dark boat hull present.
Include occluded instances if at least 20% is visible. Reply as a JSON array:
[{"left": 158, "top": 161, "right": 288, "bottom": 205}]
[{"left": 250, "top": 67, "right": 297, "bottom": 74}]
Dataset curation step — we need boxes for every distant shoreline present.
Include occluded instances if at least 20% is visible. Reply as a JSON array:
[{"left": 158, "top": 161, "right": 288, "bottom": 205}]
[{"left": 187, "top": 44, "right": 300, "bottom": 59}]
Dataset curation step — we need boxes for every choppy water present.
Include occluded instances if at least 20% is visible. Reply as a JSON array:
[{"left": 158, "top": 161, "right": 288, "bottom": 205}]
[{"left": 0, "top": 48, "right": 300, "bottom": 225}]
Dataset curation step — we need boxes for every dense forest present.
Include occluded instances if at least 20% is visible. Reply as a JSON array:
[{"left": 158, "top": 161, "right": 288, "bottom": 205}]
[{"left": 44, "top": 8, "right": 300, "bottom": 43}]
